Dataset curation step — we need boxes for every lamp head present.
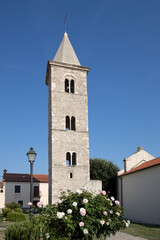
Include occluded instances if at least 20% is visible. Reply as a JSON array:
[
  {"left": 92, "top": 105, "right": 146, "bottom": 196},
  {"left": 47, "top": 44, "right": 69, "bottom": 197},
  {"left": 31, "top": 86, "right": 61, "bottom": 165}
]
[{"left": 27, "top": 147, "right": 37, "bottom": 163}]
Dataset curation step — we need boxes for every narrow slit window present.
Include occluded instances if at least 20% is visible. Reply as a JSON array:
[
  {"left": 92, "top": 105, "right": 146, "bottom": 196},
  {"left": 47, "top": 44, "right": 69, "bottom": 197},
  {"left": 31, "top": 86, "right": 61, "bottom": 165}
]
[
  {"left": 66, "top": 116, "right": 70, "bottom": 130},
  {"left": 72, "top": 152, "right": 76, "bottom": 165},
  {"left": 70, "top": 80, "right": 75, "bottom": 93},
  {"left": 71, "top": 116, "right": 76, "bottom": 131},
  {"left": 66, "top": 152, "right": 71, "bottom": 165},
  {"left": 70, "top": 173, "right": 73, "bottom": 178},
  {"left": 65, "top": 79, "right": 69, "bottom": 93}
]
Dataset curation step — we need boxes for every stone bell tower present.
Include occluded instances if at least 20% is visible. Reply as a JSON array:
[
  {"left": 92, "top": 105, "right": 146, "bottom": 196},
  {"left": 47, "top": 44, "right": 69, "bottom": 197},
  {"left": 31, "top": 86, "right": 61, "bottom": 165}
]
[{"left": 45, "top": 32, "right": 91, "bottom": 203}]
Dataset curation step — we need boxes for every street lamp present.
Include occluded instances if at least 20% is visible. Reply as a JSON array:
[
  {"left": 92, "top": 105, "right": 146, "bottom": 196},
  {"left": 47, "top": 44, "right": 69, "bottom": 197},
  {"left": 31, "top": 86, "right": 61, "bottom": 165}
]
[{"left": 27, "top": 147, "right": 37, "bottom": 205}]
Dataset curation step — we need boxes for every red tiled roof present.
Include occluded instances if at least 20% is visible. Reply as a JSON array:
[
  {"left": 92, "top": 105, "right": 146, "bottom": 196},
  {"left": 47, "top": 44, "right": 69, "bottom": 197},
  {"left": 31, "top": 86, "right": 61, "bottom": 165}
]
[
  {"left": 120, "top": 157, "right": 160, "bottom": 176},
  {"left": 3, "top": 173, "right": 48, "bottom": 183}
]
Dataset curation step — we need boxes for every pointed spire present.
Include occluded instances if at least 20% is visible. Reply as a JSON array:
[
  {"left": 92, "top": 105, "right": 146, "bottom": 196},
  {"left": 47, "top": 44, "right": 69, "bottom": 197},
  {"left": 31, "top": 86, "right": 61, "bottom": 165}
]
[{"left": 53, "top": 32, "right": 80, "bottom": 66}]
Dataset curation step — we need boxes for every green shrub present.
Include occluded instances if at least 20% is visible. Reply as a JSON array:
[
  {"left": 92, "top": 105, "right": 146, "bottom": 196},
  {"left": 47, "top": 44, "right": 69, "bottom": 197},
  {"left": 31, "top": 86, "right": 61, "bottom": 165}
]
[
  {"left": 5, "top": 221, "right": 40, "bottom": 240},
  {"left": 32, "top": 190, "right": 129, "bottom": 239},
  {"left": 2, "top": 208, "right": 11, "bottom": 217},
  {"left": 6, "top": 202, "right": 21, "bottom": 211},
  {"left": 14, "top": 208, "right": 22, "bottom": 213},
  {"left": 0, "top": 213, "right": 3, "bottom": 222},
  {"left": 6, "top": 212, "right": 26, "bottom": 222}
]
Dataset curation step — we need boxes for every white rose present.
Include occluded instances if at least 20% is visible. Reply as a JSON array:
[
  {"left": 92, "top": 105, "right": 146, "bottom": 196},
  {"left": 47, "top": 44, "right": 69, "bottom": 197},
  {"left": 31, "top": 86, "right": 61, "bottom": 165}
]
[
  {"left": 76, "top": 189, "right": 82, "bottom": 194},
  {"left": 100, "top": 220, "right": 105, "bottom": 225},
  {"left": 67, "top": 209, "right": 72, "bottom": 214},
  {"left": 83, "top": 198, "right": 88, "bottom": 204},
  {"left": 79, "top": 221, "right": 84, "bottom": 227},
  {"left": 83, "top": 229, "right": 88, "bottom": 234},
  {"left": 72, "top": 202, "right": 77, "bottom": 207},
  {"left": 57, "top": 212, "right": 65, "bottom": 219}
]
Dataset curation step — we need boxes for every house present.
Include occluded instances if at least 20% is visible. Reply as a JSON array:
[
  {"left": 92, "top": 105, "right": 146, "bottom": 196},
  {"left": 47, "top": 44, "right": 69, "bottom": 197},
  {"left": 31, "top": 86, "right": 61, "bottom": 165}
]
[
  {"left": 1, "top": 170, "right": 48, "bottom": 209},
  {"left": 117, "top": 147, "right": 160, "bottom": 225},
  {"left": 0, "top": 181, "right": 5, "bottom": 210}
]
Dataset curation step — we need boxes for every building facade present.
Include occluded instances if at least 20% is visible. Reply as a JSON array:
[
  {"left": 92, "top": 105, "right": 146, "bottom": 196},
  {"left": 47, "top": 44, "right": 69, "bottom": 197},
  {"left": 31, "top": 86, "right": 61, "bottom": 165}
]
[
  {"left": 117, "top": 147, "right": 160, "bottom": 225},
  {"left": 1, "top": 172, "right": 48, "bottom": 209},
  {"left": 46, "top": 32, "right": 101, "bottom": 203}
]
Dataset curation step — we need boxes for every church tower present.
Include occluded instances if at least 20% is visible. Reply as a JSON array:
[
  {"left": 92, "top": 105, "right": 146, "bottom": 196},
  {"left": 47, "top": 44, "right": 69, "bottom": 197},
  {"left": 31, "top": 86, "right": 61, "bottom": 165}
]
[{"left": 45, "top": 32, "right": 90, "bottom": 203}]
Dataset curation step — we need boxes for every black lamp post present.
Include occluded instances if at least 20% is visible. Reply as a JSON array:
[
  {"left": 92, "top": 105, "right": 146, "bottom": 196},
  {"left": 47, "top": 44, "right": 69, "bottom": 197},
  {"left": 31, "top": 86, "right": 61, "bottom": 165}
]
[{"left": 27, "top": 147, "right": 37, "bottom": 204}]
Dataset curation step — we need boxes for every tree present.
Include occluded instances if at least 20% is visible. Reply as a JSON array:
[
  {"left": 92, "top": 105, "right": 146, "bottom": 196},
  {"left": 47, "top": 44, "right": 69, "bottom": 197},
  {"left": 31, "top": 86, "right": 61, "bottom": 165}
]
[{"left": 90, "top": 158, "right": 120, "bottom": 197}]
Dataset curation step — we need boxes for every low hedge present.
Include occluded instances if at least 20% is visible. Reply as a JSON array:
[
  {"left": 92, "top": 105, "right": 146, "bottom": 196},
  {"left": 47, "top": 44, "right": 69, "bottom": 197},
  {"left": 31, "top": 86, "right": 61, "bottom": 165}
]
[
  {"left": 2, "top": 208, "right": 11, "bottom": 217},
  {"left": 6, "top": 212, "right": 26, "bottom": 222},
  {"left": 5, "top": 221, "right": 40, "bottom": 240},
  {"left": 14, "top": 208, "right": 22, "bottom": 213}
]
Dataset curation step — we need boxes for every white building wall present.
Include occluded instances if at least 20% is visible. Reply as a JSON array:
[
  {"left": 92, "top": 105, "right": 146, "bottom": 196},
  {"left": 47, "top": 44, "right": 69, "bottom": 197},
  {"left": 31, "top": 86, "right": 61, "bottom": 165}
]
[
  {"left": 4, "top": 182, "right": 48, "bottom": 208},
  {"left": 83, "top": 180, "right": 102, "bottom": 194},
  {"left": 39, "top": 182, "right": 48, "bottom": 205},
  {"left": 0, "top": 191, "right": 5, "bottom": 210},
  {"left": 121, "top": 165, "right": 160, "bottom": 225},
  {"left": 118, "top": 149, "right": 155, "bottom": 176},
  {"left": 125, "top": 150, "right": 154, "bottom": 172}
]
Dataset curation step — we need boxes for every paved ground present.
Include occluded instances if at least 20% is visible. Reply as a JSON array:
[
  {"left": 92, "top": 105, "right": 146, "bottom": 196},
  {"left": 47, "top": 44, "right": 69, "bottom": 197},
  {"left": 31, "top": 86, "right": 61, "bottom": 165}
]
[{"left": 106, "top": 232, "right": 147, "bottom": 240}]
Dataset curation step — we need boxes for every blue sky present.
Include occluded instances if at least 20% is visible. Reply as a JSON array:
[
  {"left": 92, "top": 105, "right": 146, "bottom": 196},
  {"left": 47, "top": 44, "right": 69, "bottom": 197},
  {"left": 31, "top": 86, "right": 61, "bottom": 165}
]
[{"left": 0, "top": 0, "right": 160, "bottom": 178}]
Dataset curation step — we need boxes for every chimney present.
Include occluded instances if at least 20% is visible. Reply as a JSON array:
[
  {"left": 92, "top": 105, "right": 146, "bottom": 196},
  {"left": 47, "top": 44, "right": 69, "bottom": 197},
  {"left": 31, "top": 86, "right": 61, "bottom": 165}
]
[
  {"left": 123, "top": 157, "right": 127, "bottom": 172},
  {"left": 3, "top": 169, "right": 7, "bottom": 174}
]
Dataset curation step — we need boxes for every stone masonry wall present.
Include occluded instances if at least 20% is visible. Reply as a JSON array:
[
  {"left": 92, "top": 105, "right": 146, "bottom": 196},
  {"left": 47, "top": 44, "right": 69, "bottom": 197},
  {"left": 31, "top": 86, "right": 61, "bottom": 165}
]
[{"left": 48, "top": 62, "right": 90, "bottom": 203}]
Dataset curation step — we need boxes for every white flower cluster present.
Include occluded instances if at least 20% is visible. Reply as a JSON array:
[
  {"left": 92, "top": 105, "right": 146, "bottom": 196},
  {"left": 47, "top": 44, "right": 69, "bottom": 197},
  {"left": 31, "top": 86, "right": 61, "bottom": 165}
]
[
  {"left": 80, "top": 208, "right": 86, "bottom": 216},
  {"left": 123, "top": 220, "right": 130, "bottom": 227},
  {"left": 72, "top": 202, "right": 77, "bottom": 207},
  {"left": 57, "top": 212, "right": 65, "bottom": 219},
  {"left": 76, "top": 189, "right": 82, "bottom": 194},
  {"left": 100, "top": 220, "right": 105, "bottom": 225},
  {"left": 45, "top": 233, "right": 50, "bottom": 239},
  {"left": 110, "top": 196, "right": 115, "bottom": 201},
  {"left": 83, "top": 198, "right": 88, "bottom": 204},
  {"left": 37, "top": 201, "right": 43, "bottom": 208},
  {"left": 67, "top": 209, "right": 72, "bottom": 214},
  {"left": 83, "top": 229, "right": 88, "bottom": 234}
]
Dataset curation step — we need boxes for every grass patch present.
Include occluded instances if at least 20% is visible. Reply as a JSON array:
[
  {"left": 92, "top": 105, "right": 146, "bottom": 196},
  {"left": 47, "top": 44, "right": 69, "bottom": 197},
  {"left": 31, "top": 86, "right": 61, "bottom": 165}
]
[{"left": 121, "top": 222, "right": 160, "bottom": 240}]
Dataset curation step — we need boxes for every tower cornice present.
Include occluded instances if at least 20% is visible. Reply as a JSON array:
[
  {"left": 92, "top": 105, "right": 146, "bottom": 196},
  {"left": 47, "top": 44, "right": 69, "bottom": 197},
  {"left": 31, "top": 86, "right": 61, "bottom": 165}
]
[{"left": 45, "top": 60, "right": 90, "bottom": 85}]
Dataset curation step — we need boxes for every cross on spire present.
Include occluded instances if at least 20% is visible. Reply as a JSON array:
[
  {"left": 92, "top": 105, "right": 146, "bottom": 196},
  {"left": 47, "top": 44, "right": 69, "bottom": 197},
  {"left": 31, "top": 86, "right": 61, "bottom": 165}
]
[{"left": 64, "top": 12, "right": 67, "bottom": 33}]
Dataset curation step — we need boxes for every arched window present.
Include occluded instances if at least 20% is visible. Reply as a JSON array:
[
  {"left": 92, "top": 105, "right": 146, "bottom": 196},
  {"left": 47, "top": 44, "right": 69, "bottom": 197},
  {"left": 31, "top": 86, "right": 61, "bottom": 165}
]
[
  {"left": 65, "top": 79, "right": 69, "bottom": 93},
  {"left": 71, "top": 116, "right": 76, "bottom": 131},
  {"left": 66, "top": 152, "right": 71, "bottom": 165},
  {"left": 70, "top": 80, "right": 75, "bottom": 93},
  {"left": 66, "top": 116, "right": 70, "bottom": 130},
  {"left": 72, "top": 152, "right": 76, "bottom": 165}
]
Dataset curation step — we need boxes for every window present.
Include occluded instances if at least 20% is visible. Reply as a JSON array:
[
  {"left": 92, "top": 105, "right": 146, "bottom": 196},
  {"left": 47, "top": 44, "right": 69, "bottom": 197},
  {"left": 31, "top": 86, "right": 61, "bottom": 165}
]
[
  {"left": 65, "top": 79, "right": 69, "bottom": 93},
  {"left": 72, "top": 152, "right": 76, "bottom": 165},
  {"left": 70, "top": 173, "right": 73, "bottom": 178},
  {"left": 15, "top": 185, "right": 20, "bottom": 193},
  {"left": 66, "top": 152, "right": 71, "bottom": 165},
  {"left": 70, "top": 80, "right": 75, "bottom": 93},
  {"left": 66, "top": 116, "right": 70, "bottom": 130},
  {"left": 66, "top": 152, "right": 77, "bottom": 166},
  {"left": 66, "top": 116, "right": 76, "bottom": 131},
  {"left": 34, "top": 186, "right": 39, "bottom": 197},
  {"left": 18, "top": 200, "right": 23, "bottom": 207},
  {"left": 65, "top": 79, "right": 75, "bottom": 93},
  {"left": 71, "top": 116, "right": 76, "bottom": 131}
]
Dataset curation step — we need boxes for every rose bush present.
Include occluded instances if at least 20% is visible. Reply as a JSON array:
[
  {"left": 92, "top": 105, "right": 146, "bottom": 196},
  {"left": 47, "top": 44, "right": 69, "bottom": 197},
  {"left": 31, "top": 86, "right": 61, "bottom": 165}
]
[{"left": 32, "top": 190, "right": 129, "bottom": 239}]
